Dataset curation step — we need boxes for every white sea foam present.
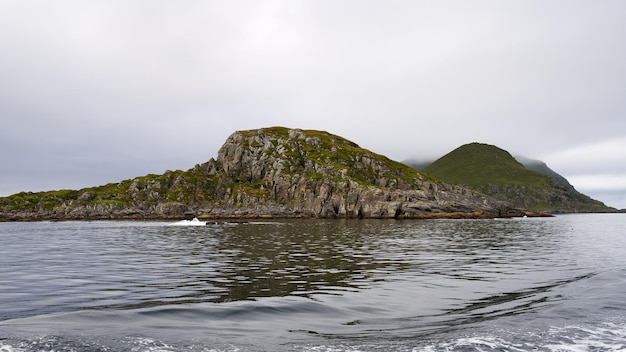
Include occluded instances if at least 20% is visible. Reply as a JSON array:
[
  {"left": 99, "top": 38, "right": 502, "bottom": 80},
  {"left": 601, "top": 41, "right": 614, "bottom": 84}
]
[
  {"left": 128, "top": 337, "right": 242, "bottom": 352},
  {"left": 545, "top": 323, "right": 626, "bottom": 352},
  {"left": 418, "top": 323, "right": 626, "bottom": 352},
  {"left": 421, "top": 336, "right": 530, "bottom": 352},
  {"left": 167, "top": 218, "right": 207, "bottom": 226},
  {"left": 0, "top": 345, "right": 21, "bottom": 352},
  {"left": 166, "top": 218, "right": 277, "bottom": 226}
]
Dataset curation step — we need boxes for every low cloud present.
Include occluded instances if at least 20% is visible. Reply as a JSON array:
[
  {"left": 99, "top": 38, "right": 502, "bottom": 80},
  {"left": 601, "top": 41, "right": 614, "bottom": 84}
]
[
  {"left": 568, "top": 174, "right": 626, "bottom": 209},
  {"left": 568, "top": 174, "right": 626, "bottom": 192},
  {"left": 543, "top": 138, "right": 626, "bottom": 175}
]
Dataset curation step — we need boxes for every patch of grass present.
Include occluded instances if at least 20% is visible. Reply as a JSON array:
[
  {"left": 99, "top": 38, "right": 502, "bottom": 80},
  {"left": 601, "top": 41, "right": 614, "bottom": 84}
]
[
  {"left": 422, "top": 142, "right": 612, "bottom": 211},
  {"left": 424, "top": 143, "right": 550, "bottom": 192},
  {"left": 0, "top": 189, "right": 80, "bottom": 211},
  {"left": 237, "top": 127, "right": 424, "bottom": 189}
]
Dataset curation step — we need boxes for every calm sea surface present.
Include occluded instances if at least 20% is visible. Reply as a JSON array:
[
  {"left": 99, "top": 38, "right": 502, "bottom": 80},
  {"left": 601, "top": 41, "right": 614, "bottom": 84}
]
[{"left": 1, "top": 214, "right": 625, "bottom": 351}]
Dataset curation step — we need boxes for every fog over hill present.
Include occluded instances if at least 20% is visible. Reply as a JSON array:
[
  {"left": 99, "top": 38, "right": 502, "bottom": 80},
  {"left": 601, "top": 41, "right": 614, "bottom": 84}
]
[{"left": 407, "top": 143, "right": 615, "bottom": 213}]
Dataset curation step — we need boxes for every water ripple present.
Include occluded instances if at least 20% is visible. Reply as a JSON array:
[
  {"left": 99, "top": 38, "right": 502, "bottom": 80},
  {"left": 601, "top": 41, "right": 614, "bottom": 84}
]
[{"left": 1, "top": 215, "right": 626, "bottom": 351}]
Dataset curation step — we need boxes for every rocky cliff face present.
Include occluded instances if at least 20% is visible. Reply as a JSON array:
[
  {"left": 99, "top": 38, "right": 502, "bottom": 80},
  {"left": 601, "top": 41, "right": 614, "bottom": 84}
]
[
  {"left": 0, "top": 127, "right": 527, "bottom": 220},
  {"left": 210, "top": 127, "right": 514, "bottom": 218}
]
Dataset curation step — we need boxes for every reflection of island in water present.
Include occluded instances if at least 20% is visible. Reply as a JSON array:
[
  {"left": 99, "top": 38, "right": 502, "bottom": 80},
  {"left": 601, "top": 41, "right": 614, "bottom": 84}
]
[
  {"left": 156, "top": 219, "right": 411, "bottom": 304},
  {"left": 206, "top": 220, "right": 386, "bottom": 302},
  {"left": 156, "top": 218, "right": 552, "bottom": 304}
]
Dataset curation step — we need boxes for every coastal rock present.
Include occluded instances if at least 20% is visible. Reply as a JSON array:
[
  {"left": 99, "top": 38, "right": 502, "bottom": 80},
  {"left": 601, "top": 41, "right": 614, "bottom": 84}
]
[{"left": 0, "top": 127, "right": 523, "bottom": 220}]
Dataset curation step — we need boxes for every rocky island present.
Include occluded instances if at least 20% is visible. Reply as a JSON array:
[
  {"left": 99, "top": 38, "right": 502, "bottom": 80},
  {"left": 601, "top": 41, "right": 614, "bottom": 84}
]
[{"left": 1, "top": 127, "right": 549, "bottom": 221}]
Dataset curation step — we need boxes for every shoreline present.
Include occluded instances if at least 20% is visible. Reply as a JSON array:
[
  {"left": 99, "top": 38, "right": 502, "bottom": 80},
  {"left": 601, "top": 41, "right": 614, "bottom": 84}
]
[{"left": 0, "top": 210, "right": 556, "bottom": 222}]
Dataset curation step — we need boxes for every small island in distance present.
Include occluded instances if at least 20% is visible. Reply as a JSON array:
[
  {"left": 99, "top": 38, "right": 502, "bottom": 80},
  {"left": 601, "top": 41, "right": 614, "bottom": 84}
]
[{"left": 0, "top": 127, "right": 618, "bottom": 221}]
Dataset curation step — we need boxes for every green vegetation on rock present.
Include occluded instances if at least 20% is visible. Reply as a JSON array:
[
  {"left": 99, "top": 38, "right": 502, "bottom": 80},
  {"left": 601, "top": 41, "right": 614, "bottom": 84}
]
[
  {"left": 424, "top": 143, "right": 547, "bottom": 190},
  {"left": 0, "top": 189, "right": 79, "bottom": 212},
  {"left": 2, "top": 128, "right": 609, "bottom": 221}
]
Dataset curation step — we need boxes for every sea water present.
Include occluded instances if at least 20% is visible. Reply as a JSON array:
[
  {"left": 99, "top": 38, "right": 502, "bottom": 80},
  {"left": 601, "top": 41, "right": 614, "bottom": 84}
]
[{"left": 1, "top": 214, "right": 625, "bottom": 351}]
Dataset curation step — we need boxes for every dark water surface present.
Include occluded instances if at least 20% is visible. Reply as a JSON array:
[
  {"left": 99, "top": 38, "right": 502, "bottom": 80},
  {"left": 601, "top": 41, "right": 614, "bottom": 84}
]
[{"left": 1, "top": 214, "right": 625, "bottom": 351}]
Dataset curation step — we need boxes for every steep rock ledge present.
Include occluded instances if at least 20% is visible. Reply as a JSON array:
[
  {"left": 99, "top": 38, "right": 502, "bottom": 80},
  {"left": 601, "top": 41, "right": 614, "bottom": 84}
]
[{"left": 210, "top": 128, "right": 510, "bottom": 218}]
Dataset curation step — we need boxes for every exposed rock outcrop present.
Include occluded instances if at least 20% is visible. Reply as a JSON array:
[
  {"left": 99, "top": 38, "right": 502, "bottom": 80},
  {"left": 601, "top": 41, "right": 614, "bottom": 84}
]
[{"left": 1, "top": 127, "right": 532, "bottom": 221}]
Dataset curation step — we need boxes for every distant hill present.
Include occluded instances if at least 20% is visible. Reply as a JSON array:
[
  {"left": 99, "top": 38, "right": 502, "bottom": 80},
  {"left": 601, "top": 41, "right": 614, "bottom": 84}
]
[
  {"left": 420, "top": 142, "right": 614, "bottom": 213},
  {"left": 404, "top": 154, "right": 585, "bottom": 197},
  {"left": 402, "top": 159, "right": 432, "bottom": 171},
  {"left": 0, "top": 128, "right": 526, "bottom": 221},
  {"left": 514, "top": 155, "right": 575, "bottom": 191}
]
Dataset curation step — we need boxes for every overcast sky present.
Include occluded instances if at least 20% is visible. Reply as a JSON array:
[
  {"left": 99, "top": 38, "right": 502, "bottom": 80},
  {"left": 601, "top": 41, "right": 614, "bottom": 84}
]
[{"left": 1, "top": 1, "right": 625, "bottom": 209}]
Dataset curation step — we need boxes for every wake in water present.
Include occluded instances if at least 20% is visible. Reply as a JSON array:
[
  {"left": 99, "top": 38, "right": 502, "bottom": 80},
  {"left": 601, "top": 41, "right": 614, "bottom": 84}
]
[
  {"left": 3, "top": 322, "right": 626, "bottom": 352},
  {"left": 167, "top": 218, "right": 277, "bottom": 227},
  {"left": 418, "top": 322, "right": 626, "bottom": 352},
  {"left": 167, "top": 217, "right": 207, "bottom": 226}
]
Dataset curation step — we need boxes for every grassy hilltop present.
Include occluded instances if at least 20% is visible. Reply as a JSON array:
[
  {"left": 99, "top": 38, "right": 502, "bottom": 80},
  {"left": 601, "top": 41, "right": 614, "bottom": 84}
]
[{"left": 421, "top": 143, "right": 614, "bottom": 213}]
